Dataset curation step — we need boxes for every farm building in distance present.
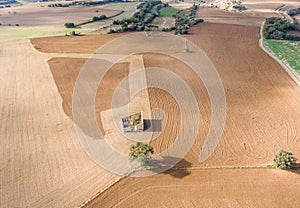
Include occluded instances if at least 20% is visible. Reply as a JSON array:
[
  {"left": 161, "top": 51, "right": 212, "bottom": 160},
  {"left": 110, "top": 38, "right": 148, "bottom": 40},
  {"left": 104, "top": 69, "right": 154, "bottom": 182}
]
[{"left": 121, "top": 112, "right": 144, "bottom": 132}]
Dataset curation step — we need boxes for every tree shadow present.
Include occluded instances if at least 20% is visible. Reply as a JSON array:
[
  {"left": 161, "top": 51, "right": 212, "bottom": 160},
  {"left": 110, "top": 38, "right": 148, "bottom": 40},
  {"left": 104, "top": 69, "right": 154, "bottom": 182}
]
[
  {"left": 286, "top": 164, "right": 300, "bottom": 175},
  {"left": 149, "top": 157, "right": 192, "bottom": 179},
  {"left": 143, "top": 119, "right": 162, "bottom": 132}
]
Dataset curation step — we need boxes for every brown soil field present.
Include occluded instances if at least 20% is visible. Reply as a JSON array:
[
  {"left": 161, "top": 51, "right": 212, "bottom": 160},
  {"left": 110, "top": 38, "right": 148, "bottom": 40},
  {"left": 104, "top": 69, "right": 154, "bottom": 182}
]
[
  {"left": 31, "top": 33, "right": 123, "bottom": 53},
  {"left": 34, "top": 22, "right": 300, "bottom": 207},
  {"left": 48, "top": 57, "right": 130, "bottom": 134},
  {"left": 85, "top": 168, "right": 300, "bottom": 208},
  {"left": 82, "top": 23, "right": 300, "bottom": 207},
  {"left": 42, "top": 23, "right": 300, "bottom": 167},
  {"left": 0, "top": 4, "right": 121, "bottom": 26}
]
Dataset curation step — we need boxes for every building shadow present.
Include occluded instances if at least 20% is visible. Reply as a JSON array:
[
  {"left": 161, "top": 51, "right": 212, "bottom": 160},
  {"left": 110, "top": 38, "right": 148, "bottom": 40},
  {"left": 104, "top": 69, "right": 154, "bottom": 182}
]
[
  {"left": 143, "top": 119, "right": 162, "bottom": 132},
  {"left": 149, "top": 157, "right": 192, "bottom": 179}
]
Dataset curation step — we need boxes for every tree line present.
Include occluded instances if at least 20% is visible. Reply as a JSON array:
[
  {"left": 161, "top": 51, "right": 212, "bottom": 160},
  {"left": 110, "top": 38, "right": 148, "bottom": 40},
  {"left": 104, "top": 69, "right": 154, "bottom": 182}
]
[
  {"left": 109, "top": 1, "right": 203, "bottom": 34},
  {"left": 263, "top": 17, "right": 300, "bottom": 41},
  {"left": 174, "top": 4, "right": 203, "bottom": 35},
  {"left": 49, "top": 0, "right": 126, "bottom": 8},
  {"left": 109, "top": 0, "right": 168, "bottom": 33}
]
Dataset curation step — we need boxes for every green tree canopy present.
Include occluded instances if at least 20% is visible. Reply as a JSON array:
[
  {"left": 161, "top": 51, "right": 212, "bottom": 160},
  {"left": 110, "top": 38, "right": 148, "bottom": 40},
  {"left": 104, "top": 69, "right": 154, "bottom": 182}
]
[
  {"left": 273, "top": 150, "right": 297, "bottom": 169},
  {"left": 129, "top": 142, "right": 154, "bottom": 167}
]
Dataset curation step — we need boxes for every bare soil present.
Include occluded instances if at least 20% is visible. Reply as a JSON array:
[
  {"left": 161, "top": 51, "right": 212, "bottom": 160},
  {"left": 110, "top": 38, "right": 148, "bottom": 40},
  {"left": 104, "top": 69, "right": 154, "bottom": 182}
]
[
  {"left": 83, "top": 23, "right": 299, "bottom": 207},
  {"left": 34, "top": 22, "right": 300, "bottom": 207},
  {"left": 85, "top": 168, "right": 300, "bottom": 208},
  {"left": 0, "top": 4, "right": 121, "bottom": 26},
  {"left": 31, "top": 33, "right": 123, "bottom": 53},
  {"left": 197, "top": 7, "right": 276, "bottom": 26}
]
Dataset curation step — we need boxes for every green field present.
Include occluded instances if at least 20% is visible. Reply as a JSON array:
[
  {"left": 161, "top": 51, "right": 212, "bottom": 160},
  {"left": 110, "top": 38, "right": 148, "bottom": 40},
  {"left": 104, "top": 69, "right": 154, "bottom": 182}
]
[
  {"left": 264, "top": 39, "right": 300, "bottom": 71},
  {"left": 0, "top": 26, "right": 71, "bottom": 42},
  {"left": 159, "top": 6, "right": 179, "bottom": 17},
  {"left": 16, "top": 0, "right": 28, "bottom": 5}
]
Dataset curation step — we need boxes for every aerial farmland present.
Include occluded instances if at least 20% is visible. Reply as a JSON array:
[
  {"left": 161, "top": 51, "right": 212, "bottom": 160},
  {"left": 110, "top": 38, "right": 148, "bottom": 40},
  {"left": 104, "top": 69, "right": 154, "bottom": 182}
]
[{"left": 0, "top": 0, "right": 300, "bottom": 207}]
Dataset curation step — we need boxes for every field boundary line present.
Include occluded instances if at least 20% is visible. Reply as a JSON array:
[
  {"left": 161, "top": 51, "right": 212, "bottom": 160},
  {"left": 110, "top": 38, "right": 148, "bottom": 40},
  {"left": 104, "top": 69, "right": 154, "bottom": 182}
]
[
  {"left": 258, "top": 21, "right": 300, "bottom": 87},
  {"left": 78, "top": 176, "right": 125, "bottom": 208}
]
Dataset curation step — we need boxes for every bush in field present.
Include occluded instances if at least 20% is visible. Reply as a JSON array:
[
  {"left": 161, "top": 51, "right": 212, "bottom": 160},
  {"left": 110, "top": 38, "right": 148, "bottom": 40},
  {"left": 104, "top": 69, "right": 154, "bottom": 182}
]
[
  {"left": 272, "top": 150, "right": 297, "bottom": 169},
  {"left": 233, "top": 5, "right": 247, "bottom": 11},
  {"left": 64, "top": 22, "right": 75, "bottom": 28},
  {"left": 92, "top": 15, "right": 107, "bottom": 22},
  {"left": 129, "top": 142, "right": 154, "bottom": 168}
]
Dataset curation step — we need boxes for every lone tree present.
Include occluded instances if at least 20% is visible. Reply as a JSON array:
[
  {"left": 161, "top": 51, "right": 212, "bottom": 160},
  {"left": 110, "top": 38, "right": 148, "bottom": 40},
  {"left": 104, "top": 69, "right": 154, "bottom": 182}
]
[
  {"left": 273, "top": 150, "right": 297, "bottom": 169},
  {"left": 129, "top": 142, "right": 154, "bottom": 168}
]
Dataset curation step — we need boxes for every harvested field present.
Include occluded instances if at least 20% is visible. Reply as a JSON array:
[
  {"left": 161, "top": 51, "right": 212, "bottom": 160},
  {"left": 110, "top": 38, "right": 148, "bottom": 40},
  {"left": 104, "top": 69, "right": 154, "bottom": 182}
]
[
  {"left": 162, "top": 0, "right": 192, "bottom": 9},
  {"left": 152, "top": 17, "right": 175, "bottom": 29},
  {"left": 31, "top": 33, "right": 123, "bottom": 53},
  {"left": 0, "top": 26, "right": 70, "bottom": 42},
  {"left": 0, "top": 39, "right": 121, "bottom": 208},
  {"left": 197, "top": 7, "right": 275, "bottom": 26},
  {"left": 0, "top": 4, "right": 121, "bottom": 26},
  {"left": 242, "top": 0, "right": 300, "bottom": 17},
  {"left": 85, "top": 168, "right": 300, "bottom": 208}
]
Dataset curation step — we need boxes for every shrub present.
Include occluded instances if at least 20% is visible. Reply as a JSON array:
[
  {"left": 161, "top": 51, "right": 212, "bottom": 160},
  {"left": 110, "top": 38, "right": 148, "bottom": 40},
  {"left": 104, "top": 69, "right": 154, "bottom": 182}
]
[
  {"left": 233, "top": 5, "right": 247, "bottom": 11},
  {"left": 64, "top": 22, "right": 75, "bottom": 28},
  {"left": 272, "top": 150, "right": 297, "bottom": 169},
  {"left": 108, "top": 29, "right": 116, "bottom": 34}
]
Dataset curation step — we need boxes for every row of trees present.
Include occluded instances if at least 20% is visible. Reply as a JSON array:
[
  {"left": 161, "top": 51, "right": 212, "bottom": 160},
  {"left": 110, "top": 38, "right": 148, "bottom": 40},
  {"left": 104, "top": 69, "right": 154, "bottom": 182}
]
[
  {"left": 64, "top": 15, "right": 107, "bottom": 28},
  {"left": 48, "top": 0, "right": 124, "bottom": 8},
  {"left": 109, "top": 0, "right": 167, "bottom": 33},
  {"left": 174, "top": 5, "right": 203, "bottom": 35},
  {"left": 263, "top": 17, "right": 300, "bottom": 41},
  {"left": 0, "top": 23, "right": 19, "bottom": 26}
]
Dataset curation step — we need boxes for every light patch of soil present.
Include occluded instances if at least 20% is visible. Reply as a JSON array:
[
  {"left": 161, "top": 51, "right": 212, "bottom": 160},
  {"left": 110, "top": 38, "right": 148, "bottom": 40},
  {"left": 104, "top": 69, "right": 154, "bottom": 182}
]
[
  {"left": 0, "top": 40, "right": 120, "bottom": 208},
  {"left": 0, "top": 4, "right": 121, "bottom": 26},
  {"left": 197, "top": 7, "right": 276, "bottom": 26}
]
